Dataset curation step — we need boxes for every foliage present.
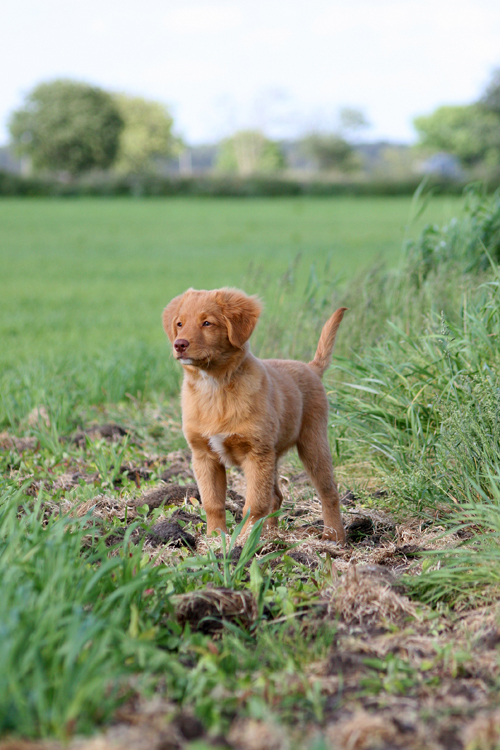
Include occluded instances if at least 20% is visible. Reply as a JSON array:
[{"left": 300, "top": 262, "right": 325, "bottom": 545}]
[
  {"left": 414, "top": 104, "right": 500, "bottom": 168},
  {"left": 216, "top": 130, "right": 285, "bottom": 175},
  {"left": 407, "top": 493, "right": 500, "bottom": 607},
  {"left": 9, "top": 80, "right": 123, "bottom": 175},
  {"left": 406, "top": 184, "right": 500, "bottom": 273},
  {"left": 338, "top": 107, "right": 370, "bottom": 138},
  {"left": 0, "top": 470, "right": 335, "bottom": 738},
  {"left": 328, "top": 187, "right": 500, "bottom": 467},
  {"left": 114, "top": 94, "right": 178, "bottom": 174},
  {"left": 0, "top": 167, "right": 472, "bottom": 197},
  {"left": 480, "top": 67, "right": 500, "bottom": 114},
  {"left": 300, "top": 132, "right": 360, "bottom": 173}
]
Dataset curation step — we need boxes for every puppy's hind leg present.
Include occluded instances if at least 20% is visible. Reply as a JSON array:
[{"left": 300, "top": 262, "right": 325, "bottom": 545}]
[{"left": 297, "top": 427, "right": 345, "bottom": 544}]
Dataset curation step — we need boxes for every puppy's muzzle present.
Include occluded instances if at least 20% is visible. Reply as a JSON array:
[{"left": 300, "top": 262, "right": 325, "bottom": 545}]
[{"left": 174, "top": 339, "right": 189, "bottom": 355}]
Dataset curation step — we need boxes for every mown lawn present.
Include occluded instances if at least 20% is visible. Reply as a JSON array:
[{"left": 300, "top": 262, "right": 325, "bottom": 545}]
[{"left": 0, "top": 196, "right": 460, "bottom": 366}]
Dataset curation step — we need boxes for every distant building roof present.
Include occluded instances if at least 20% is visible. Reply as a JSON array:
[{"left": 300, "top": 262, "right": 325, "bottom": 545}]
[
  {"left": 0, "top": 146, "right": 22, "bottom": 174},
  {"left": 418, "top": 152, "right": 463, "bottom": 178}
]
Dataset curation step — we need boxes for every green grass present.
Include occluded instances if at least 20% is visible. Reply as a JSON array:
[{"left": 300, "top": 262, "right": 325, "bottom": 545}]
[
  {"left": 0, "top": 195, "right": 460, "bottom": 365},
  {"left": 4, "top": 188, "right": 500, "bottom": 746},
  {"left": 0, "top": 195, "right": 460, "bottom": 428}
]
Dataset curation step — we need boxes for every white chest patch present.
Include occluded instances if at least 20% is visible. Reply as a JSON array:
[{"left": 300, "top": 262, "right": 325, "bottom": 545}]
[
  {"left": 196, "top": 371, "right": 221, "bottom": 397},
  {"left": 208, "top": 434, "right": 233, "bottom": 466}
]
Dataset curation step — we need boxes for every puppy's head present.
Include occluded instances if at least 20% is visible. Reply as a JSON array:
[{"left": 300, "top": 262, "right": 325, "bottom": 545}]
[{"left": 163, "top": 287, "right": 262, "bottom": 369}]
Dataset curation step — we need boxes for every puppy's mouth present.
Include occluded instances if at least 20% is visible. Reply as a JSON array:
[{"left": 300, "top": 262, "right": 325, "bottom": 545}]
[{"left": 176, "top": 355, "right": 206, "bottom": 366}]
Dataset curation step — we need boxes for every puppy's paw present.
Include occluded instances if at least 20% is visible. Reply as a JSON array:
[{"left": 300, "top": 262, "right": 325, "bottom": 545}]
[{"left": 321, "top": 527, "right": 346, "bottom": 545}]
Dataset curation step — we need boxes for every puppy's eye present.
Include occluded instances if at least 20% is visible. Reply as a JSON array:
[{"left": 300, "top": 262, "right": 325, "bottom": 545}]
[
  {"left": 202, "top": 321, "right": 212, "bottom": 327},
  {"left": 177, "top": 321, "right": 182, "bottom": 327}
]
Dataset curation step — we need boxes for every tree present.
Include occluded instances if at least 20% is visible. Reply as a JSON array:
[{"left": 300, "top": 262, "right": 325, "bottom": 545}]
[
  {"left": 9, "top": 79, "right": 123, "bottom": 175},
  {"left": 338, "top": 107, "right": 370, "bottom": 140},
  {"left": 414, "top": 105, "right": 500, "bottom": 167},
  {"left": 113, "top": 95, "right": 178, "bottom": 173},
  {"left": 481, "top": 68, "right": 500, "bottom": 115},
  {"left": 216, "top": 130, "right": 284, "bottom": 175},
  {"left": 301, "top": 133, "right": 359, "bottom": 173}
]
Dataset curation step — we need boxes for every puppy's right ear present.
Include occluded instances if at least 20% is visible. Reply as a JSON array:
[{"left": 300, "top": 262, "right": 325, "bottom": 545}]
[{"left": 162, "top": 294, "right": 184, "bottom": 343}]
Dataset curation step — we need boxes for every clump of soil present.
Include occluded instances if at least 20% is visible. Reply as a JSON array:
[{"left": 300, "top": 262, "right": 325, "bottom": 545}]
[
  {"left": 160, "top": 462, "right": 194, "bottom": 483},
  {"left": 327, "top": 563, "right": 417, "bottom": 626},
  {"left": 145, "top": 520, "right": 196, "bottom": 550},
  {"left": 72, "top": 423, "right": 128, "bottom": 447},
  {"left": 137, "top": 483, "right": 201, "bottom": 510},
  {"left": 173, "top": 588, "right": 258, "bottom": 634},
  {"left": 0, "top": 432, "right": 38, "bottom": 452}
]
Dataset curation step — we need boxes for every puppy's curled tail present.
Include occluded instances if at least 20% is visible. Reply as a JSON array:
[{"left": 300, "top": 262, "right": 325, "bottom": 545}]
[{"left": 308, "top": 307, "right": 347, "bottom": 378}]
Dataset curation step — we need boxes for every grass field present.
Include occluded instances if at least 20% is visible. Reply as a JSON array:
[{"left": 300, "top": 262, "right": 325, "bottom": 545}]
[
  {"left": 0, "top": 196, "right": 460, "bottom": 365},
  {"left": 3, "top": 189, "right": 500, "bottom": 749}
]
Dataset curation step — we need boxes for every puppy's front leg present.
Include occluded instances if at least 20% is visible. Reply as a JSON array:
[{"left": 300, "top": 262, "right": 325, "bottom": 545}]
[
  {"left": 191, "top": 446, "right": 227, "bottom": 535},
  {"left": 240, "top": 452, "right": 276, "bottom": 534}
]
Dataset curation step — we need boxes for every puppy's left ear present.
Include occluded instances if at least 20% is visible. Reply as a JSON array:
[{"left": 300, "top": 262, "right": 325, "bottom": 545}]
[
  {"left": 162, "top": 293, "right": 184, "bottom": 343},
  {"left": 215, "top": 288, "right": 262, "bottom": 348}
]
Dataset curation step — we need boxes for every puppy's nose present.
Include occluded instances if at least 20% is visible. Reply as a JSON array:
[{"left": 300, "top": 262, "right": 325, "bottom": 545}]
[{"left": 174, "top": 338, "right": 190, "bottom": 354}]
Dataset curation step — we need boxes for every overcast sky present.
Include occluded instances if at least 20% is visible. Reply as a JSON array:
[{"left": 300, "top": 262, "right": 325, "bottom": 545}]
[{"left": 2, "top": 0, "right": 499, "bottom": 145}]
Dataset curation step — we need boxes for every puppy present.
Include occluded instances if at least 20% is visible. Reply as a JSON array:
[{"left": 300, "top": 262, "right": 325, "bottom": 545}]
[{"left": 163, "top": 287, "right": 346, "bottom": 544}]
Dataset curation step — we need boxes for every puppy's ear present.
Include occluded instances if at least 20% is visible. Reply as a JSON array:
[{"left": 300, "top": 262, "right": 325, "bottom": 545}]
[
  {"left": 162, "top": 293, "right": 184, "bottom": 343},
  {"left": 215, "top": 288, "right": 262, "bottom": 348}
]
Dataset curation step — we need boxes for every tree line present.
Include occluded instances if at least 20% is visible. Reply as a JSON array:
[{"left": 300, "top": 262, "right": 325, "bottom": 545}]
[
  {"left": 7, "top": 72, "right": 500, "bottom": 179},
  {"left": 8, "top": 79, "right": 369, "bottom": 177},
  {"left": 9, "top": 80, "right": 179, "bottom": 176},
  {"left": 415, "top": 70, "right": 500, "bottom": 172}
]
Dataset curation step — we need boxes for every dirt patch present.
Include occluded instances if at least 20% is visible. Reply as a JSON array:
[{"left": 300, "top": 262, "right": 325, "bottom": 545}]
[
  {"left": 72, "top": 423, "right": 128, "bottom": 447},
  {"left": 0, "top": 432, "right": 38, "bottom": 453},
  {"left": 345, "top": 515, "right": 375, "bottom": 542},
  {"left": 145, "top": 520, "right": 196, "bottom": 550},
  {"left": 137, "top": 483, "right": 200, "bottom": 509},
  {"left": 160, "top": 462, "right": 194, "bottom": 483},
  {"left": 327, "top": 563, "right": 418, "bottom": 626},
  {"left": 173, "top": 588, "right": 258, "bottom": 634}
]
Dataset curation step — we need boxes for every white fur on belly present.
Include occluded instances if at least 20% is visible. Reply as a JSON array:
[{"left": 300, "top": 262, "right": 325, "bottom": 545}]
[{"left": 208, "top": 434, "right": 232, "bottom": 466}]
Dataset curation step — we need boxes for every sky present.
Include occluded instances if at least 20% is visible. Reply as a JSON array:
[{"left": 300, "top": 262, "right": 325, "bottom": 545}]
[{"left": 2, "top": 0, "right": 500, "bottom": 146}]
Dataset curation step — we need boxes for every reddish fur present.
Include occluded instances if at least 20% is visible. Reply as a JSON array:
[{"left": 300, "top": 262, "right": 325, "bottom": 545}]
[
  {"left": 309, "top": 307, "right": 348, "bottom": 376},
  {"left": 162, "top": 287, "right": 346, "bottom": 544}
]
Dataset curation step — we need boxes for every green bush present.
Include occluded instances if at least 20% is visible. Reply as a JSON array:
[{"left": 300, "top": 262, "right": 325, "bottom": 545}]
[{"left": 0, "top": 169, "right": 471, "bottom": 198}]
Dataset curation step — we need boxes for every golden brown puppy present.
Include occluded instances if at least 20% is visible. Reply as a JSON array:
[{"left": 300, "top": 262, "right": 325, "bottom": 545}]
[{"left": 163, "top": 287, "right": 346, "bottom": 544}]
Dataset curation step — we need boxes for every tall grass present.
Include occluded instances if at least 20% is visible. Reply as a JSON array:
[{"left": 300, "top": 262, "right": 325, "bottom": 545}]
[
  {"left": 0, "top": 345, "right": 181, "bottom": 430},
  {"left": 0, "top": 486, "right": 184, "bottom": 737},
  {"left": 327, "top": 187, "right": 500, "bottom": 487},
  {"left": 250, "top": 183, "right": 500, "bottom": 607},
  {"left": 317, "top": 185, "right": 500, "bottom": 607}
]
